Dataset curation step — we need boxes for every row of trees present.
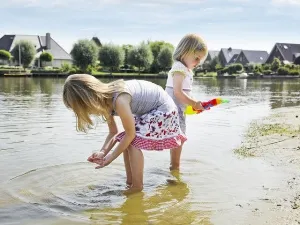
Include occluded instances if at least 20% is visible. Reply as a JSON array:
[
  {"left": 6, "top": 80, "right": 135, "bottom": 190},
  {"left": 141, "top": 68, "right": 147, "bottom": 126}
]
[
  {"left": 0, "top": 40, "right": 53, "bottom": 68},
  {"left": 201, "top": 56, "right": 300, "bottom": 76},
  {"left": 0, "top": 38, "right": 175, "bottom": 75},
  {"left": 70, "top": 39, "right": 174, "bottom": 75}
]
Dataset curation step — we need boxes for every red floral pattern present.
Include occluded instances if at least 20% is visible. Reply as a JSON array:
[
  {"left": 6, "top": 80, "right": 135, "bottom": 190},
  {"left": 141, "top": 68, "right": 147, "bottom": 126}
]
[{"left": 116, "top": 109, "right": 187, "bottom": 150}]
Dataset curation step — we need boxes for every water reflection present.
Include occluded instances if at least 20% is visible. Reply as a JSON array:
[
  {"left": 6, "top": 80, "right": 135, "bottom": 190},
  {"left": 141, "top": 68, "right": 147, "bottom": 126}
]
[
  {"left": 87, "top": 172, "right": 211, "bottom": 225},
  {"left": 0, "top": 76, "right": 299, "bottom": 225}
]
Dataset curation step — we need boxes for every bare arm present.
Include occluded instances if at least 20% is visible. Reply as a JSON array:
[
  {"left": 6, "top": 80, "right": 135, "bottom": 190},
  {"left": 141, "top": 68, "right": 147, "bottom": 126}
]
[
  {"left": 99, "top": 115, "right": 118, "bottom": 156},
  {"left": 173, "top": 73, "right": 204, "bottom": 110},
  {"left": 106, "top": 93, "right": 135, "bottom": 163}
]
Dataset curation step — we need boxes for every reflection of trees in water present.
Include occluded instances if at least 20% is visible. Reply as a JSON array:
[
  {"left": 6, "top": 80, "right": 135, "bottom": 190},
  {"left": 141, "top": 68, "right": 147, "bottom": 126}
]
[
  {"left": 193, "top": 78, "right": 300, "bottom": 109},
  {"left": 87, "top": 175, "right": 212, "bottom": 225},
  {"left": 269, "top": 80, "right": 300, "bottom": 109},
  {"left": 0, "top": 77, "right": 37, "bottom": 96},
  {"left": 0, "top": 77, "right": 67, "bottom": 109}
]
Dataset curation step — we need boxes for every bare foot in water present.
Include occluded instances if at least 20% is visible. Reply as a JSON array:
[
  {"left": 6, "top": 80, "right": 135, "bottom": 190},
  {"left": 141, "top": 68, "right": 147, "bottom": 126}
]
[
  {"left": 167, "top": 169, "right": 181, "bottom": 185},
  {"left": 123, "top": 185, "right": 143, "bottom": 195},
  {"left": 126, "top": 182, "right": 132, "bottom": 189}
]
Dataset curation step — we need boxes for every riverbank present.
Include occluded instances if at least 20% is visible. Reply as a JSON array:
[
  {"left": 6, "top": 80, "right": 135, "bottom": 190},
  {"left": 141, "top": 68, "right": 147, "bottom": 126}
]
[
  {"left": 2, "top": 72, "right": 300, "bottom": 80},
  {"left": 234, "top": 106, "right": 300, "bottom": 224}
]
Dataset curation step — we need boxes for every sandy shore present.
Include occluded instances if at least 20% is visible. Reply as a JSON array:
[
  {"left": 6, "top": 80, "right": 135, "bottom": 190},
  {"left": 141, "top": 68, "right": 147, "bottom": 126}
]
[{"left": 234, "top": 106, "right": 300, "bottom": 224}]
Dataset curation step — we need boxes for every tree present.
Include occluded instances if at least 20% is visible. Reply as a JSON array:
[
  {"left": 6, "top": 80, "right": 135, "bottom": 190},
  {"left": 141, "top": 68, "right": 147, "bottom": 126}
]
[
  {"left": 202, "top": 57, "right": 220, "bottom": 72},
  {"left": 70, "top": 39, "right": 99, "bottom": 72},
  {"left": 11, "top": 40, "right": 36, "bottom": 68},
  {"left": 0, "top": 50, "right": 11, "bottom": 61},
  {"left": 127, "top": 42, "right": 153, "bottom": 75},
  {"left": 40, "top": 52, "right": 53, "bottom": 67},
  {"left": 271, "top": 57, "right": 281, "bottom": 72},
  {"left": 294, "top": 57, "right": 300, "bottom": 65},
  {"left": 157, "top": 46, "right": 173, "bottom": 72},
  {"left": 99, "top": 44, "right": 124, "bottom": 74},
  {"left": 149, "top": 41, "right": 174, "bottom": 73},
  {"left": 122, "top": 44, "right": 133, "bottom": 67}
]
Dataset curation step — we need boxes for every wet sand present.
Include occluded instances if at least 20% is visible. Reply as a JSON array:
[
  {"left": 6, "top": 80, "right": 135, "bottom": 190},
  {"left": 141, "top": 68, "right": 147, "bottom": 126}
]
[{"left": 234, "top": 106, "right": 300, "bottom": 224}]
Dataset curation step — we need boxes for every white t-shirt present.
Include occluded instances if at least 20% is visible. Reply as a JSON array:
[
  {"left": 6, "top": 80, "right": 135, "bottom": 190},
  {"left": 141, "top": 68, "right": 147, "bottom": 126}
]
[{"left": 165, "top": 61, "right": 193, "bottom": 91}]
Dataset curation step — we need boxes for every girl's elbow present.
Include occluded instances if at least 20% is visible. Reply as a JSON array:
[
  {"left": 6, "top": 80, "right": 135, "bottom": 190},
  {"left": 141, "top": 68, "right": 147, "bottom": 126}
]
[
  {"left": 127, "top": 131, "right": 136, "bottom": 140},
  {"left": 173, "top": 90, "right": 182, "bottom": 99}
]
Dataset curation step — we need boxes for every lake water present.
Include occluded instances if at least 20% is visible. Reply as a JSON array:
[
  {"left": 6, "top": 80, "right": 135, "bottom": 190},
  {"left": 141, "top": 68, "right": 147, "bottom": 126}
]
[{"left": 0, "top": 77, "right": 299, "bottom": 225}]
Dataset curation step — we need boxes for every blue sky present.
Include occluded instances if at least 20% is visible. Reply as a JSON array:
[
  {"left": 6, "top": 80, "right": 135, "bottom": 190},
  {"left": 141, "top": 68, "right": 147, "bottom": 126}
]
[{"left": 0, "top": 0, "right": 299, "bottom": 53}]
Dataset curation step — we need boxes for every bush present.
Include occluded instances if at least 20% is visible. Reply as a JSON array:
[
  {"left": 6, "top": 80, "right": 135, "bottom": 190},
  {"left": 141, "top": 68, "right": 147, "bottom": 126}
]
[
  {"left": 61, "top": 63, "right": 72, "bottom": 72},
  {"left": 277, "top": 67, "right": 289, "bottom": 75},
  {"left": 40, "top": 52, "right": 53, "bottom": 62},
  {"left": 271, "top": 58, "right": 281, "bottom": 71},
  {"left": 0, "top": 50, "right": 11, "bottom": 61},
  {"left": 289, "top": 69, "right": 300, "bottom": 75},
  {"left": 262, "top": 64, "right": 271, "bottom": 70},
  {"left": 262, "top": 69, "right": 272, "bottom": 75}
]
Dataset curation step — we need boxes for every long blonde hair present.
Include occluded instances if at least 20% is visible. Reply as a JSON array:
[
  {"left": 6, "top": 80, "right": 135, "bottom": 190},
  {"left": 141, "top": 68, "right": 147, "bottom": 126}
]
[
  {"left": 63, "top": 74, "right": 125, "bottom": 132},
  {"left": 173, "top": 34, "right": 208, "bottom": 62}
]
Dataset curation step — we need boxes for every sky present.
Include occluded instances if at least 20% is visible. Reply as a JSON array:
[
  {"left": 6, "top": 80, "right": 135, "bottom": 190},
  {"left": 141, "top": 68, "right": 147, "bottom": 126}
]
[{"left": 0, "top": 0, "right": 299, "bottom": 53}]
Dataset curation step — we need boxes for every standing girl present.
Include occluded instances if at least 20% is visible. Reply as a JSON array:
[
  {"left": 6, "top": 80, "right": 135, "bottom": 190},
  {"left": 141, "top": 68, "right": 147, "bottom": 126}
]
[
  {"left": 63, "top": 74, "right": 186, "bottom": 194},
  {"left": 165, "top": 34, "right": 208, "bottom": 171}
]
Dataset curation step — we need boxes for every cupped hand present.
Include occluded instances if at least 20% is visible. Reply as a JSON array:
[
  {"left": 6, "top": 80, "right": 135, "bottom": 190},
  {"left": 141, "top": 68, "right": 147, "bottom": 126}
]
[{"left": 95, "top": 153, "right": 114, "bottom": 169}]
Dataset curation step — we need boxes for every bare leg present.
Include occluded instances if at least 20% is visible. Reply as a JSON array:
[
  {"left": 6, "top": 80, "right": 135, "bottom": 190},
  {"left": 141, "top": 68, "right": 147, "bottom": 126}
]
[
  {"left": 170, "top": 145, "right": 183, "bottom": 171},
  {"left": 123, "top": 149, "right": 132, "bottom": 188},
  {"left": 123, "top": 145, "right": 144, "bottom": 195}
]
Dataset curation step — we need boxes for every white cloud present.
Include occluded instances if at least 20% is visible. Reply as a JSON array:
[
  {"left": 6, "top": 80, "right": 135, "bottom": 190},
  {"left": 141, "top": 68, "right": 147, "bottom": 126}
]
[
  {"left": 2, "top": 0, "right": 122, "bottom": 8},
  {"left": 271, "top": 0, "right": 300, "bottom": 6},
  {"left": 202, "top": 6, "right": 244, "bottom": 13}
]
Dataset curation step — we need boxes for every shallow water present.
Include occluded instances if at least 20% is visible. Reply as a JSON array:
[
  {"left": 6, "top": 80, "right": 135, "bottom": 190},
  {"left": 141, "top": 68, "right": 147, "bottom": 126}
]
[{"left": 0, "top": 77, "right": 299, "bottom": 225}]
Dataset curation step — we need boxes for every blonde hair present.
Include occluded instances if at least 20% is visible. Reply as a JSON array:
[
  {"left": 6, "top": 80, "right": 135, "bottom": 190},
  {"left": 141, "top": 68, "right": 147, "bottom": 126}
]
[
  {"left": 63, "top": 74, "right": 126, "bottom": 132},
  {"left": 173, "top": 34, "right": 208, "bottom": 62}
]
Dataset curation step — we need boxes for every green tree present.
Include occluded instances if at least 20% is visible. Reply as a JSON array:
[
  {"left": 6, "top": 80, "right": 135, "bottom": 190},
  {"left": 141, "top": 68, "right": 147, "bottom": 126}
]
[
  {"left": 271, "top": 58, "right": 281, "bottom": 72},
  {"left": 40, "top": 52, "right": 53, "bottom": 67},
  {"left": 11, "top": 40, "right": 36, "bottom": 68},
  {"left": 70, "top": 39, "right": 99, "bottom": 72},
  {"left": 122, "top": 44, "right": 133, "bottom": 67},
  {"left": 149, "top": 41, "right": 174, "bottom": 73},
  {"left": 99, "top": 44, "right": 125, "bottom": 74},
  {"left": 0, "top": 50, "right": 11, "bottom": 61},
  {"left": 157, "top": 46, "right": 173, "bottom": 72},
  {"left": 127, "top": 42, "right": 153, "bottom": 75}
]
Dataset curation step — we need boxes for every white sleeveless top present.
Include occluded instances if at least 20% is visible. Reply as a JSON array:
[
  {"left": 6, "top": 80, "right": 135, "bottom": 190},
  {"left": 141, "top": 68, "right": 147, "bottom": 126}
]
[{"left": 165, "top": 61, "right": 193, "bottom": 91}]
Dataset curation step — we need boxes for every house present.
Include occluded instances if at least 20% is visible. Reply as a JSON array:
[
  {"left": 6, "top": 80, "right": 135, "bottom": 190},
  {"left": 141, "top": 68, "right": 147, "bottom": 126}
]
[
  {"left": 0, "top": 33, "right": 72, "bottom": 68},
  {"left": 218, "top": 47, "right": 242, "bottom": 67},
  {"left": 265, "top": 43, "right": 300, "bottom": 64},
  {"left": 235, "top": 50, "right": 269, "bottom": 65},
  {"left": 205, "top": 50, "right": 219, "bottom": 62}
]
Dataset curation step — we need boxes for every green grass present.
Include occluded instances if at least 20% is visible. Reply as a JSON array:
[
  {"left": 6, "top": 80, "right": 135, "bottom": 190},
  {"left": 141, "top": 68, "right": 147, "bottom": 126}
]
[
  {"left": 246, "top": 123, "right": 298, "bottom": 138},
  {"left": 233, "top": 122, "right": 298, "bottom": 158}
]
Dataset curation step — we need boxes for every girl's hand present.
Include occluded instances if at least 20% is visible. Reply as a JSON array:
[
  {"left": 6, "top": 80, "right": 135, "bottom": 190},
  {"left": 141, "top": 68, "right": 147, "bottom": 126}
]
[
  {"left": 87, "top": 151, "right": 105, "bottom": 165},
  {"left": 95, "top": 153, "right": 114, "bottom": 169},
  {"left": 193, "top": 101, "right": 205, "bottom": 111}
]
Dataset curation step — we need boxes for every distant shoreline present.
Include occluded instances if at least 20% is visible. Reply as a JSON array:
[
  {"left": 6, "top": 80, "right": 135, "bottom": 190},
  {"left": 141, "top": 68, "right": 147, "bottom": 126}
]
[{"left": 1, "top": 73, "right": 299, "bottom": 79}]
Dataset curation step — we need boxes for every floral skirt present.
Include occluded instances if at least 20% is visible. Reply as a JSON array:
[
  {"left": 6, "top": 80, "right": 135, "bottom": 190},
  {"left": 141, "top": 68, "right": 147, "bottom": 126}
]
[{"left": 116, "top": 109, "right": 187, "bottom": 150}]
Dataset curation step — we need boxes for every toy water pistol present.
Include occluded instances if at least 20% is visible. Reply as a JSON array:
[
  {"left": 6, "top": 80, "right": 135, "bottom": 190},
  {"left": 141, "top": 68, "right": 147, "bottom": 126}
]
[{"left": 184, "top": 98, "right": 229, "bottom": 115}]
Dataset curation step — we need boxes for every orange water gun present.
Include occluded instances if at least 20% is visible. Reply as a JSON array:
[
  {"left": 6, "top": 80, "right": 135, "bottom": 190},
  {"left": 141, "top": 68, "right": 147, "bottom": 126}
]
[{"left": 184, "top": 98, "right": 229, "bottom": 115}]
